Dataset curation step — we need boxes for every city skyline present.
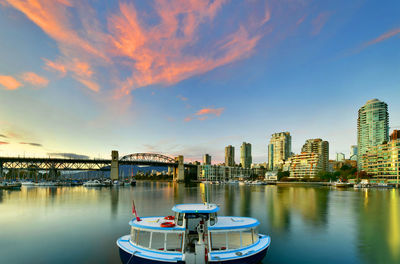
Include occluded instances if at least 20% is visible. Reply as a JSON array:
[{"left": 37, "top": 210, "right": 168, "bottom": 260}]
[{"left": 1, "top": 1, "right": 400, "bottom": 163}]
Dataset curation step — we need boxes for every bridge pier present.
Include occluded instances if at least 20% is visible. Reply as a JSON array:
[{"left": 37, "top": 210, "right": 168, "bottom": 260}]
[
  {"left": 174, "top": 155, "right": 184, "bottom": 182},
  {"left": 110, "top": 150, "right": 119, "bottom": 181}
]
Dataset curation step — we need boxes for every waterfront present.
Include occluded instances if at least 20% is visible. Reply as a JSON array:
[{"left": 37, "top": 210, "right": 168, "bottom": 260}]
[{"left": 0, "top": 183, "right": 399, "bottom": 264}]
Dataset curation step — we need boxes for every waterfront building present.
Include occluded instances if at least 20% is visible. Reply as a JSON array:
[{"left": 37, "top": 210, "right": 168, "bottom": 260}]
[
  {"left": 350, "top": 145, "right": 358, "bottom": 161},
  {"left": 361, "top": 130, "right": 400, "bottom": 184},
  {"left": 240, "top": 142, "right": 252, "bottom": 168},
  {"left": 268, "top": 132, "right": 291, "bottom": 170},
  {"left": 357, "top": 99, "right": 389, "bottom": 169},
  {"left": 203, "top": 154, "right": 211, "bottom": 165},
  {"left": 225, "top": 145, "right": 235, "bottom": 167},
  {"left": 336, "top": 153, "right": 345, "bottom": 162},
  {"left": 199, "top": 165, "right": 251, "bottom": 181},
  {"left": 288, "top": 152, "right": 323, "bottom": 178},
  {"left": 301, "top": 138, "right": 329, "bottom": 171}
]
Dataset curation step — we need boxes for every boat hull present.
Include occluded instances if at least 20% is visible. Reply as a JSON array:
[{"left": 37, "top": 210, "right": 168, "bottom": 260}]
[
  {"left": 119, "top": 248, "right": 184, "bottom": 264},
  {"left": 209, "top": 245, "right": 269, "bottom": 264},
  {"left": 119, "top": 246, "right": 268, "bottom": 264}
]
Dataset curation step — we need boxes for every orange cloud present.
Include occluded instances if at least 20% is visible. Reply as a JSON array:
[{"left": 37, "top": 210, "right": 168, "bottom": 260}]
[
  {"left": 0, "top": 141, "right": 9, "bottom": 145},
  {"left": 77, "top": 78, "right": 99, "bottom": 92},
  {"left": 195, "top": 107, "right": 224, "bottom": 116},
  {"left": 0, "top": 75, "right": 22, "bottom": 90},
  {"left": 43, "top": 59, "right": 67, "bottom": 76},
  {"left": 109, "top": 1, "right": 262, "bottom": 96},
  {"left": 21, "top": 72, "right": 49, "bottom": 87},
  {"left": 311, "top": 12, "right": 331, "bottom": 35},
  {"left": 364, "top": 28, "right": 400, "bottom": 47}
]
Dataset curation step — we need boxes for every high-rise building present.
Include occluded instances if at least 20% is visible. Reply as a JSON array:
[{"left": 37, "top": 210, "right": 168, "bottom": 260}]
[
  {"left": 203, "top": 154, "right": 211, "bottom": 165},
  {"left": 357, "top": 99, "right": 389, "bottom": 168},
  {"left": 225, "top": 145, "right": 235, "bottom": 167},
  {"left": 301, "top": 138, "right": 329, "bottom": 171},
  {"left": 361, "top": 134, "right": 400, "bottom": 184},
  {"left": 268, "top": 132, "right": 291, "bottom": 170},
  {"left": 240, "top": 142, "right": 252, "bottom": 168},
  {"left": 336, "top": 153, "right": 345, "bottom": 162},
  {"left": 350, "top": 145, "right": 358, "bottom": 161}
]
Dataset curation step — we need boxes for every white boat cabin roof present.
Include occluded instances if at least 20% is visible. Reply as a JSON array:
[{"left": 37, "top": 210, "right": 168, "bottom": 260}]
[
  {"left": 209, "top": 216, "right": 259, "bottom": 230},
  {"left": 172, "top": 203, "right": 219, "bottom": 213},
  {"left": 130, "top": 217, "right": 185, "bottom": 231}
]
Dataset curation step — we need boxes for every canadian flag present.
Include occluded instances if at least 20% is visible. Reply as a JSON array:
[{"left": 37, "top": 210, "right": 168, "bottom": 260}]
[{"left": 132, "top": 200, "right": 141, "bottom": 221}]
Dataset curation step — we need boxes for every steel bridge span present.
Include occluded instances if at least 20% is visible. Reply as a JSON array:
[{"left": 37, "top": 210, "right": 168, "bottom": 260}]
[{"left": 0, "top": 152, "right": 197, "bottom": 181}]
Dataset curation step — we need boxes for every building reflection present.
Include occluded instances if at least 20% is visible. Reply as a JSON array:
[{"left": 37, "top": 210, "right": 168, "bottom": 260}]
[
  {"left": 110, "top": 187, "right": 119, "bottom": 217},
  {"left": 266, "top": 186, "right": 329, "bottom": 231},
  {"left": 357, "top": 189, "right": 400, "bottom": 264}
]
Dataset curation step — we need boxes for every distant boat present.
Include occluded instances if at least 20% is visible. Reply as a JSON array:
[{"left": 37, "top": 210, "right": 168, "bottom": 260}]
[
  {"left": 83, "top": 180, "right": 103, "bottom": 187},
  {"left": 36, "top": 181, "right": 56, "bottom": 186},
  {"left": 130, "top": 179, "right": 136, "bottom": 186},
  {"left": 0, "top": 182, "right": 22, "bottom": 190},
  {"left": 333, "top": 181, "right": 353, "bottom": 188},
  {"left": 21, "top": 181, "right": 35, "bottom": 186}
]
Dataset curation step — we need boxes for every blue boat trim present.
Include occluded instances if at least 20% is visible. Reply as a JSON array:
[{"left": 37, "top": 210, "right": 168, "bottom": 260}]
[
  {"left": 117, "top": 236, "right": 183, "bottom": 262},
  {"left": 209, "top": 235, "right": 270, "bottom": 261},
  {"left": 208, "top": 217, "right": 260, "bottom": 230},
  {"left": 172, "top": 203, "right": 219, "bottom": 213}
]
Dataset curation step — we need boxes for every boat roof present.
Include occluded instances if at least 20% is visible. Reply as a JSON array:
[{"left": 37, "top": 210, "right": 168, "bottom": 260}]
[
  {"left": 208, "top": 216, "right": 259, "bottom": 230},
  {"left": 130, "top": 217, "right": 185, "bottom": 231},
  {"left": 172, "top": 203, "right": 219, "bottom": 213}
]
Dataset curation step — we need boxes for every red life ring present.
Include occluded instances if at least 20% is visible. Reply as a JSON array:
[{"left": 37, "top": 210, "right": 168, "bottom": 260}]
[
  {"left": 164, "top": 215, "right": 175, "bottom": 220},
  {"left": 161, "top": 222, "right": 176, "bottom": 228}
]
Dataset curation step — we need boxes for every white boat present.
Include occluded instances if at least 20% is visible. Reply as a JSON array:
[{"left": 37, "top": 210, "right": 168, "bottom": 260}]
[
  {"left": 117, "top": 203, "right": 271, "bottom": 264},
  {"left": 0, "top": 182, "right": 21, "bottom": 190},
  {"left": 21, "top": 181, "right": 35, "bottom": 186},
  {"left": 83, "top": 180, "right": 103, "bottom": 187},
  {"left": 333, "top": 180, "right": 353, "bottom": 188},
  {"left": 36, "top": 181, "right": 56, "bottom": 186}
]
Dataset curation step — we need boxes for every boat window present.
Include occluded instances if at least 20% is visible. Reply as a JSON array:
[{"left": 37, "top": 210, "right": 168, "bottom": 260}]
[
  {"left": 210, "top": 232, "right": 227, "bottom": 251},
  {"left": 228, "top": 231, "right": 241, "bottom": 249},
  {"left": 137, "top": 230, "right": 151, "bottom": 248},
  {"left": 241, "top": 229, "right": 253, "bottom": 247},
  {"left": 252, "top": 227, "right": 259, "bottom": 243},
  {"left": 166, "top": 233, "right": 183, "bottom": 252},
  {"left": 150, "top": 232, "right": 166, "bottom": 251},
  {"left": 177, "top": 213, "right": 184, "bottom": 226},
  {"left": 209, "top": 213, "right": 217, "bottom": 226},
  {"left": 130, "top": 227, "right": 138, "bottom": 243}
]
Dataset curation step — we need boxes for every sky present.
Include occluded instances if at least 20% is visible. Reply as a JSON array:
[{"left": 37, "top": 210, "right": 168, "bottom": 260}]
[{"left": 0, "top": 0, "right": 399, "bottom": 164}]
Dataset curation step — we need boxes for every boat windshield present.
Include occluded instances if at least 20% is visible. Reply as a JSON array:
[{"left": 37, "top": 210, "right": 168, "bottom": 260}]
[
  {"left": 131, "top": 227, "right": 183, "bottom": 252},
  {"left": 209, "top": 227, "right": 259, "bottom": 251}
]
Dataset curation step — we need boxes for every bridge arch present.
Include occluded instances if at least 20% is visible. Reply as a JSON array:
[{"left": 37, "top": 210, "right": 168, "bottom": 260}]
[{"left": 120, "top": 153, "right": 176, "bottom": 164}]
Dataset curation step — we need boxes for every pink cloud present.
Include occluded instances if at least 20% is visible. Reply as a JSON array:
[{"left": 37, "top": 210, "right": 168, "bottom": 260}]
[
  {"left": 364, "top": 28, "right": 400, "bottom": 47},
  {"left": 0, "top": 75, "right": 22, "bottom": 90},
  {"left": 195, "top": 107, "right": 224, "bottom": 116},
  {"left": 311, "top": 12, "right": 331, "bottom": 35},
  {"left": 177, "top": 95, "right": 188, "bottom": 101},
  {"left": 21, "top": 72, "right": 49, "bottom": 87},
  {"left": 0, "top": 141, "right": 9, "bottom": 145}
]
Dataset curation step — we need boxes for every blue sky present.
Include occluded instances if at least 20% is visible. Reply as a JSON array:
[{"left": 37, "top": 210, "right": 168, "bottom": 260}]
[{"left": 0, "top": 0, "right": 399, "bottom": 163}]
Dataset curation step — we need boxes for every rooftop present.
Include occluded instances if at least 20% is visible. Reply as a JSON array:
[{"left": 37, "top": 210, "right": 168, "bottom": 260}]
[{"left": 172, "top": 203, "right": 219, "bottom": 213}]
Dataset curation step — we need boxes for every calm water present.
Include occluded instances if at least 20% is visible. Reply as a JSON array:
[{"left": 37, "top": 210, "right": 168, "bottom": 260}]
[{"left": 0, "top": 182, "right": 399, "bottom": 264}]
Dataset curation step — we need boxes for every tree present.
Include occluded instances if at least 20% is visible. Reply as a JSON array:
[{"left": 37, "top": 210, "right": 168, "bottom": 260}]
[{"left": 277, "top": 170, "right": 290, "bottom": 181}]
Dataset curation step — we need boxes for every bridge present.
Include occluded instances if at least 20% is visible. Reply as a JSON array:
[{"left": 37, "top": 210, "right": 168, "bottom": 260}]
[{"left": 0, "top": 151, "right": 198, "bottom": 182}]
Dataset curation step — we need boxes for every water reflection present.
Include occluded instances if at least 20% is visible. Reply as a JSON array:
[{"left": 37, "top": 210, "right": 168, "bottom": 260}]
[
  {"left": 357, "top": 189, "right": 400, "bottom": 264},
  {"left": 0, "top": 183, "right": 399, "bottom": 264}
]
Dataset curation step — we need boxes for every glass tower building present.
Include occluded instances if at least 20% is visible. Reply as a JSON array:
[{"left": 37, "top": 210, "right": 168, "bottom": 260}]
[{"left": 357, "top": 99, "right": 389, "bottom": 169}]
